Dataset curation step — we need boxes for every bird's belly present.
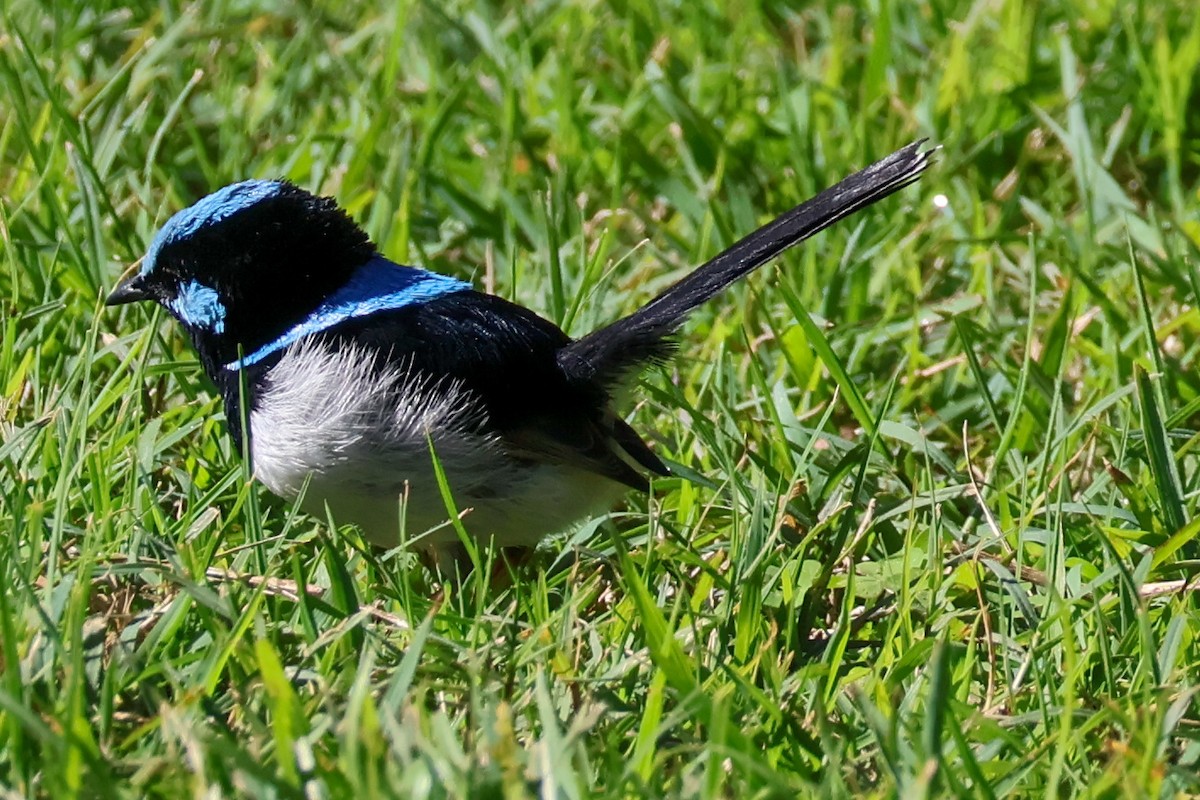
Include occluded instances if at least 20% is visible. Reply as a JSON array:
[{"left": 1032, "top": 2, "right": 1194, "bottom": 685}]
[
  {"left": 253, "top": 434, "right": 623, "bottom": 551},
  {"left": 290, "top": 463, "right": 624, "bottom": 551},
  {"left": 246, "top": 340, "right": 625, "bottom": 554}
]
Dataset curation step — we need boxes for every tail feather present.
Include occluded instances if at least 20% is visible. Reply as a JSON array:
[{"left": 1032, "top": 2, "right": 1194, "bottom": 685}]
[{"left": 559, "top": 141, "right": 935, "bottom": 386}]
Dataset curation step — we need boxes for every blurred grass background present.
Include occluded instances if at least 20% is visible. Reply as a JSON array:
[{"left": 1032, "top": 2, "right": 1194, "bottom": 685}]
[{"left": 1, "top": 0, "right": 1199, "bottom": 796}]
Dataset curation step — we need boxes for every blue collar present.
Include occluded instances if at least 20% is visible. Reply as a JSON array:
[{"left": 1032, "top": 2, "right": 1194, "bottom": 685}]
[{"left": 224, "top": 256, "right": 470, "bottom": 371}]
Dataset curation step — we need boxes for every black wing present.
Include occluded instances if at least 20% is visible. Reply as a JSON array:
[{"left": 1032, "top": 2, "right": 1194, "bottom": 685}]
[{"left": 308, "top": 290, "right": 668, "bottom": 489}]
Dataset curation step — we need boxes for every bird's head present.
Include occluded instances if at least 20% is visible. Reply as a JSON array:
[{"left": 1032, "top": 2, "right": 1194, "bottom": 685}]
[{"left": 107, "top": 180, "right": 376, "bottom": 370}]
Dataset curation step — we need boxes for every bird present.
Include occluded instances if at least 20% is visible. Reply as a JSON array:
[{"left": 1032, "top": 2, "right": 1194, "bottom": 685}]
[{"left": 107, "top": 141, "right": 933, "bottom": 570}]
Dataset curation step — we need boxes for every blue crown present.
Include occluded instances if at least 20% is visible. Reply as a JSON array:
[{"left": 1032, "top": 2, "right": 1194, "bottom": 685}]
[{"left": 142, "top": 180, "right": 287, "bottom": 276}]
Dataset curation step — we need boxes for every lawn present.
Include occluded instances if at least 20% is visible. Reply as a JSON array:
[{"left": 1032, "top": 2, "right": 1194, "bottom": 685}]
[{"left": 1, "top": 0, "right": 1199, "bottom": 797}]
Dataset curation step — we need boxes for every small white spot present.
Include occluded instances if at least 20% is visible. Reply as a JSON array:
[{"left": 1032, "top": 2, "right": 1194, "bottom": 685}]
[{"left": 933, "top": 193, "right": 949, "bottom": 210}]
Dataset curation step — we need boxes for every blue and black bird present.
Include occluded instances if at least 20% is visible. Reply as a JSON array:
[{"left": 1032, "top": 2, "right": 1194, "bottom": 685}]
[{"left": 108, "top": 142, "right": 933, "bottom": 567}]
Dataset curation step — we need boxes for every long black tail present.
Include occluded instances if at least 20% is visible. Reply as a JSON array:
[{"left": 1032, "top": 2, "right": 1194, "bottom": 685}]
[{"left": 559, "top": 140, "right": 935, "bottom": 387}]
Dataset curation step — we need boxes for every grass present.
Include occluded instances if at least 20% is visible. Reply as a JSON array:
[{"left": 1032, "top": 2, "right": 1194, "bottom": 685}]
[{"left": 1, "top": 0, "right": 1199, "bottom": 796}]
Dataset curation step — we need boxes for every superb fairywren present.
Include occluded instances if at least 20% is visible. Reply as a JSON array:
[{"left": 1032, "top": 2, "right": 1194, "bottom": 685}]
[{"left": 108, "top": 142, "right": 933, "bottom": 566}]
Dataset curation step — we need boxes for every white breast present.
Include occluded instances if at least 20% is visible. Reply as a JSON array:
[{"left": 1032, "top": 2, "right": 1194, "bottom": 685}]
[{"left": 247, "top": 340, "right": 625, "bottom": 556}]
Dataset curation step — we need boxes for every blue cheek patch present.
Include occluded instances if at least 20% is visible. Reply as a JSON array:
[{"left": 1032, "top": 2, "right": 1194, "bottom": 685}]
[
  {"left": 224, "top": 256, "right": 470, "bottom": 371},
  {"left": 142, "top": 180, "right": 286, "bottom": 276},
  {"left": 169, "top": 280, "right": 227, "bottom": 333}
]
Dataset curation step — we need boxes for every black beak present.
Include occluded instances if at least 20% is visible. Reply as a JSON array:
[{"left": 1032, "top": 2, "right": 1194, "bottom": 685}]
[{"left": 105, "top": 272, "right": 150, "bottom": 306}]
